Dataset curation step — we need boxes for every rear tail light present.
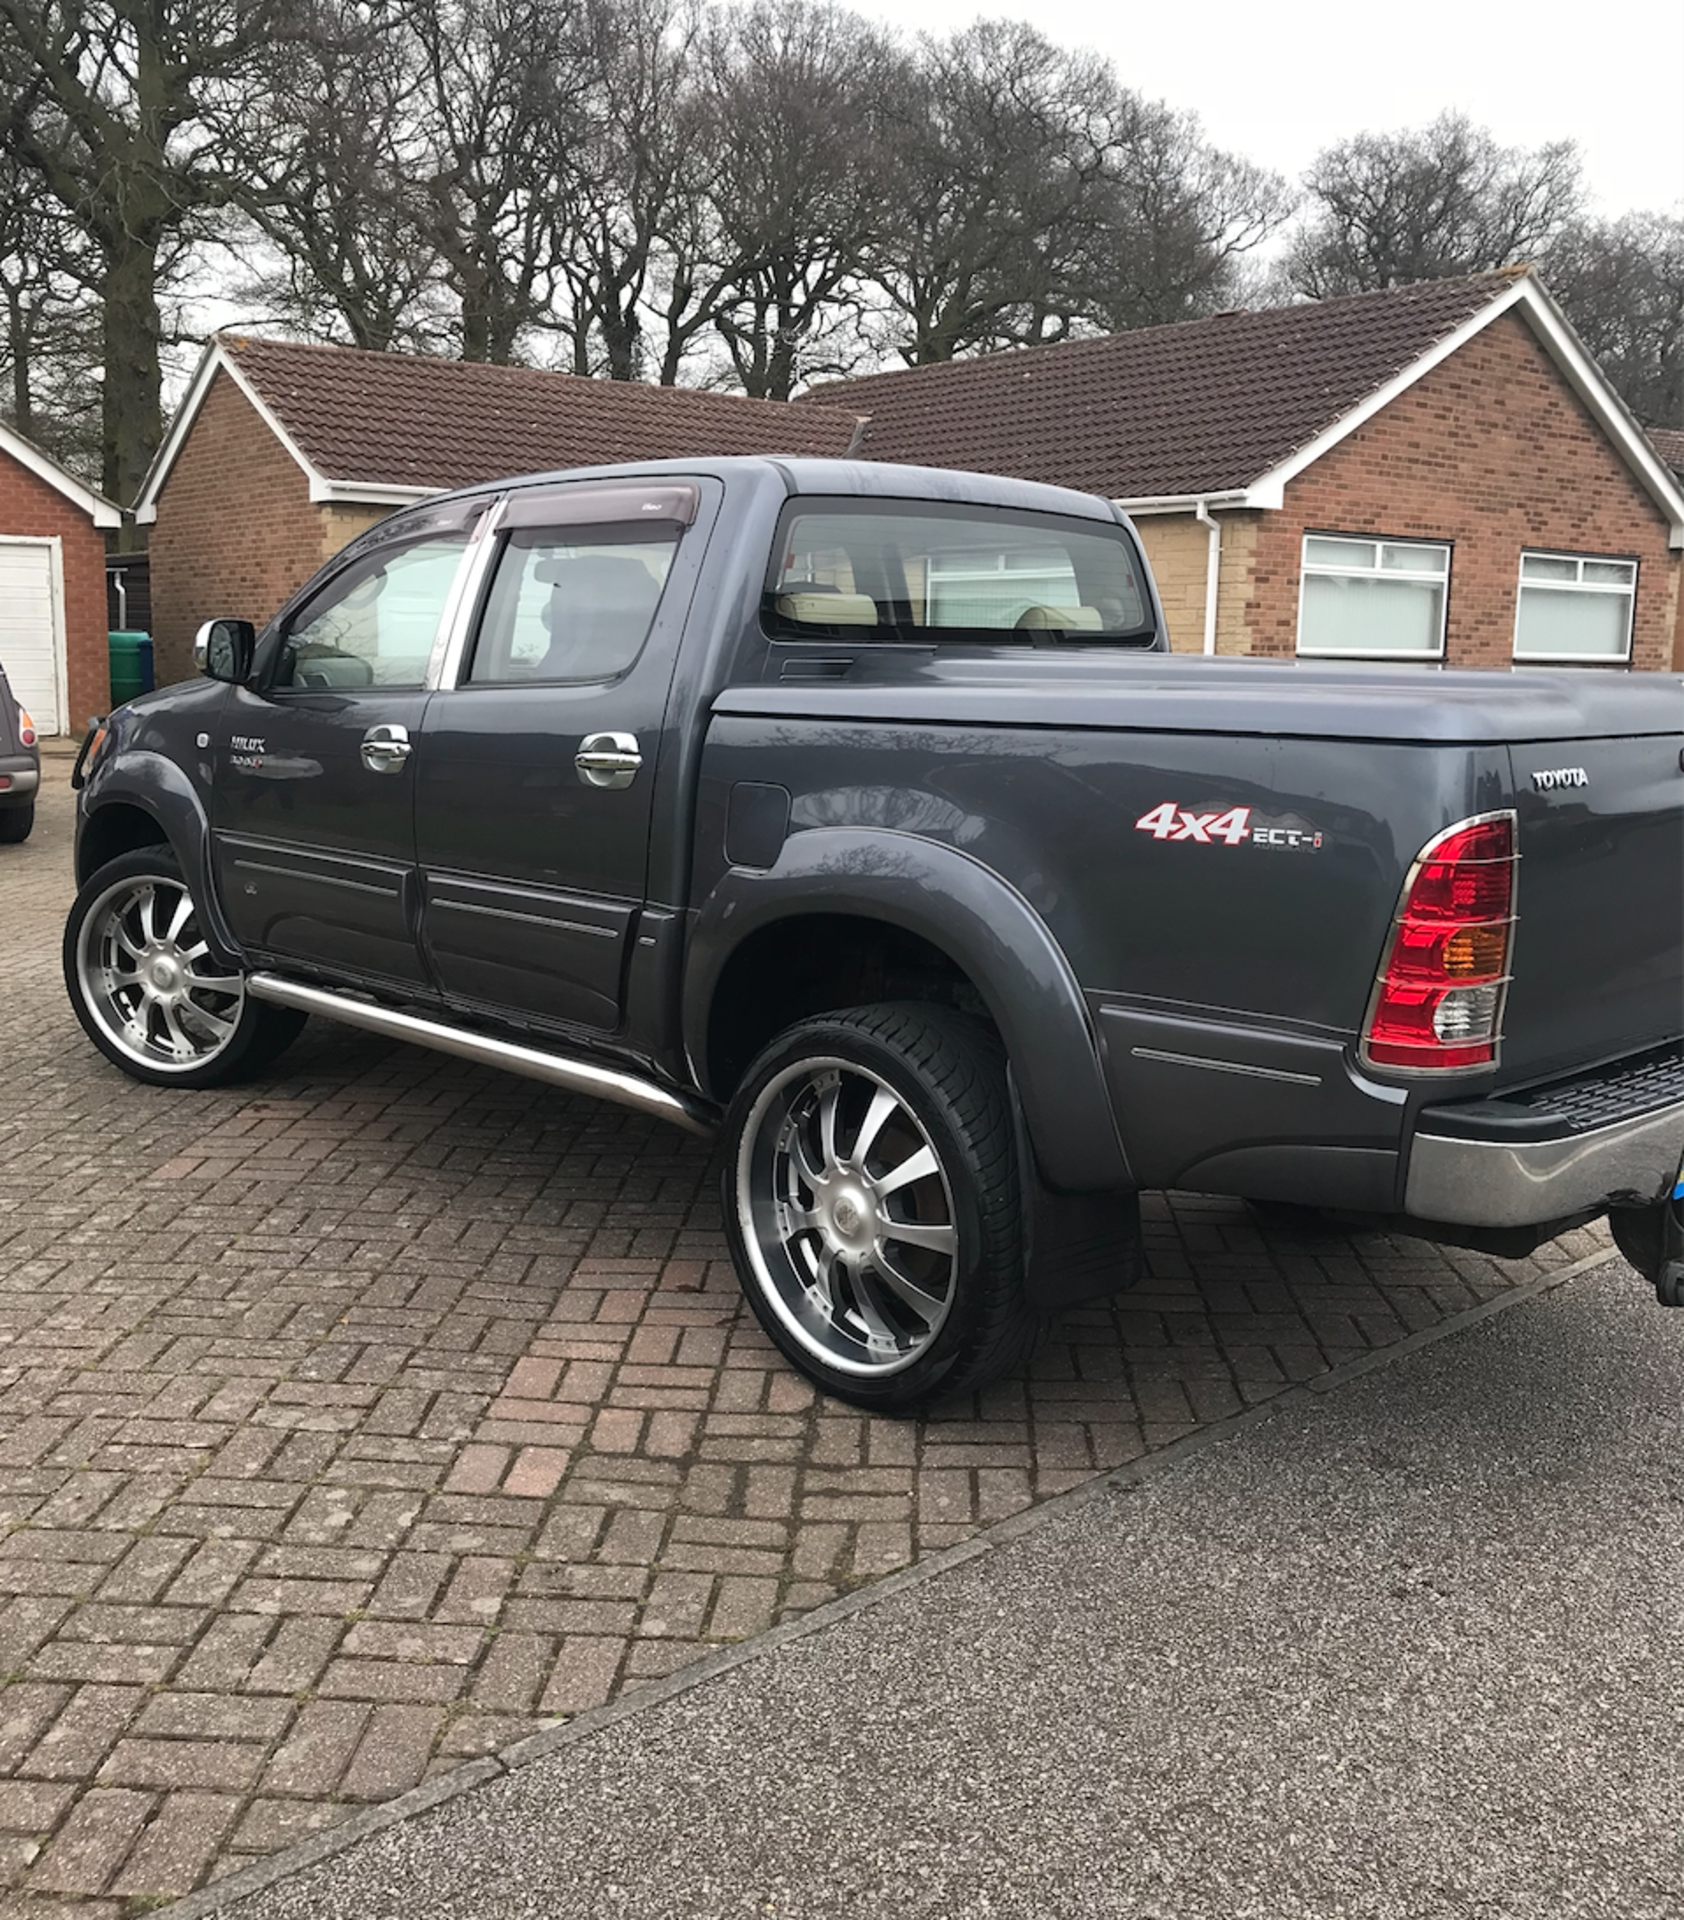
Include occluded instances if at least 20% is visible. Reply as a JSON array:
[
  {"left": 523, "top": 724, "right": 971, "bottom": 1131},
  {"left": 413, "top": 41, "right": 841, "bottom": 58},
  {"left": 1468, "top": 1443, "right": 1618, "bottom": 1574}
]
[
  {"left": 17, "top": 709, "right": 36, "bottom": 748},
  {"left": 1361, "top": 813, "right": 1516, "bottom": 1072}
]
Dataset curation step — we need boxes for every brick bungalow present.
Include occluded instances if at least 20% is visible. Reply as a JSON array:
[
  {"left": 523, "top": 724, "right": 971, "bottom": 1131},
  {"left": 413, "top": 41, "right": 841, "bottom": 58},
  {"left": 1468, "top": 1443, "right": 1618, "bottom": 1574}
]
[
  {"left": 0, "top": 422, "right": 121, "bottom": 735},
  {"left": 134, "top": 337, "right": 865, "bottom": 685},
  {"left": 138, "top": 271, "right": 1684, "bottom": 684},
  {"left": 812, "top": 268, "right": 1684, "bottom": 673}
]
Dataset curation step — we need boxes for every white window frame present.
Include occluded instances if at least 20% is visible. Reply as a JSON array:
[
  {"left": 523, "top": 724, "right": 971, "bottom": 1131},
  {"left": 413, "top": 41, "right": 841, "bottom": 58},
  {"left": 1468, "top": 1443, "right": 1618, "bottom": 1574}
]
[
  {"left": 1295, "top": 533, "right": 1451, "bottom": 661},
  {"left": 1512, "top": 550, "right": 1637, "bottom": 666}
]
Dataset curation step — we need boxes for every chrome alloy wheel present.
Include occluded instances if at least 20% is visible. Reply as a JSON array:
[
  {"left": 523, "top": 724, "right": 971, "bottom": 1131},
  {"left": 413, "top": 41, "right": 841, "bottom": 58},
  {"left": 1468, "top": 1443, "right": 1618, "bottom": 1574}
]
[
  {"left": 735, "top": 1056, "right": 959, "bottom": 1378},
  {"left": 74, "top": 873, "right": 247, "bottom": 1073}
]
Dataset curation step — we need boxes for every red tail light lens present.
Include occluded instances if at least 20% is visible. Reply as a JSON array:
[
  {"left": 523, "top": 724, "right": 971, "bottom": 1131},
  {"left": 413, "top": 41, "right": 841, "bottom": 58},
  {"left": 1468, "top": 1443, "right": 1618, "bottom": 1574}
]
[
  {"left": 1362, "top": 813, "right": 1516, "bottom": 1071},
  {"left": 17, "top": 708, "right": 36, "bottom": 749}
]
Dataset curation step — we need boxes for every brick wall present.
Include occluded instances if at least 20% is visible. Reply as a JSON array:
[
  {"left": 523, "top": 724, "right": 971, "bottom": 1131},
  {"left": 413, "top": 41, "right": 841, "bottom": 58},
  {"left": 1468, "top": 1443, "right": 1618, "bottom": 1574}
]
[
  {"left": 1132, "top": 510, "right": 1260, "bottom": 656},
  {"left": 1132, "top": 515, "right": 1206, "bottom": 653},
  {"left": 319, "top": 503, "right": 394, "bottom": 562},
  {"left": 0, "top": 454, "right": 108, "bottom": 734},
  {"left": 1245, "top": 310, "right": 1681, "bottom": 672},
  {"left": 149, "top": 372, "right": 327, "bottom": 686}
]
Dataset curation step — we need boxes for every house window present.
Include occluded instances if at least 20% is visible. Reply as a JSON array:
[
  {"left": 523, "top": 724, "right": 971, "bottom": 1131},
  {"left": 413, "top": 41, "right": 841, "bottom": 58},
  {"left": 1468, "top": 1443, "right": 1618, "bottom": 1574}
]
[
  {"left": 1296, "top": 535, "right": 1450, "bottom": 659},
  {"left": 1513, "top": 552, "right": 1636, "bottom": 664}
]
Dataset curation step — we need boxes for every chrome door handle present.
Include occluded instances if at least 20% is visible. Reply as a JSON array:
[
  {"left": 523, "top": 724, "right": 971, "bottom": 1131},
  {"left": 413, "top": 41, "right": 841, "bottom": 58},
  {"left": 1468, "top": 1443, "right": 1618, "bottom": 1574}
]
[
  {"left": 361, "top": 723, "right": 412, "bottom": 774},
  {"left": 575, "top": 731, "right": 642, "bottom": 790}
]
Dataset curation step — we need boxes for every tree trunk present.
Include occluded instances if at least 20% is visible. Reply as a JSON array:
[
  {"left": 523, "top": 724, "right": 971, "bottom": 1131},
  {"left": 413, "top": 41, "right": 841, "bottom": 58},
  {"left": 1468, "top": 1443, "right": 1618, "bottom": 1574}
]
[{"left": 101, "top": 235, "right": 163, "bottom": 505}]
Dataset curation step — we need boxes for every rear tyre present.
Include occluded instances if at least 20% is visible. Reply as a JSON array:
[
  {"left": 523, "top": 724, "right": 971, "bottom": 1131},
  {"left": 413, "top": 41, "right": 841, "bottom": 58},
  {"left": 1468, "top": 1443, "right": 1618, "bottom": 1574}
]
[
  {"left": 0, "top": 804, "right": 33, "bottom": 844},
  {"left": 64, "top": 846, "right": 307, "bottom": 1089},
  {"left": 721, "top": 1003, "right": 1040, "bottom": 1413}
]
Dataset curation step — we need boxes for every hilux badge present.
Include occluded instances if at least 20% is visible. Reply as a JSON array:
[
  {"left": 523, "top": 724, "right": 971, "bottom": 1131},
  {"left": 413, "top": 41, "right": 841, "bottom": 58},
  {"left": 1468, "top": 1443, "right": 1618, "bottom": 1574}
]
[{"left": 1531, "top": 767, "right": 1588, "bottom": 792}]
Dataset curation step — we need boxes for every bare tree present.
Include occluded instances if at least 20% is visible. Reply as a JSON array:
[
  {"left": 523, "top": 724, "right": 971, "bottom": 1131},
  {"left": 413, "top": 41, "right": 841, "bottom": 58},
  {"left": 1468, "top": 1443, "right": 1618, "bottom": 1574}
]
[
  {"left": 1084, "top": 104, "right": 1293, "bottom": 331},
  {"left": 223, "top": 0, "right": 440, "bottom": 351},
  {"left": 0, "top": 0, "right": 310, "bottom": 499},
  {"left": 412, "top": 0, "right": 584, "bottom": 364},
  {"left": 1546, "top": 210, "right": 1684, "bottom": 427},
  {"left": 861, "top": 20, "right": 1130, "bottom": 365},
  {"left": 550, "top": 0, "right": 712, "bottom": 382},
  {"left": 0, "top": 123, "right": 101, "bottom": 469},
  {"left": 694, "top": 1, "right": 896, "bottom": 399},
  {"left": 1285, "top": 112, "right": 1583, "bottom": 298}
]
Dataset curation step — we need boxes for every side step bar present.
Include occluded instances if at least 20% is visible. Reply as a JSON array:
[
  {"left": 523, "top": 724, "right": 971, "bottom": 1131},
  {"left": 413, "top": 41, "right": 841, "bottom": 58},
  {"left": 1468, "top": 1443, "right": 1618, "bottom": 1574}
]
[{"left": 246, "top": 973, "right": 717, "bottom": 1139}]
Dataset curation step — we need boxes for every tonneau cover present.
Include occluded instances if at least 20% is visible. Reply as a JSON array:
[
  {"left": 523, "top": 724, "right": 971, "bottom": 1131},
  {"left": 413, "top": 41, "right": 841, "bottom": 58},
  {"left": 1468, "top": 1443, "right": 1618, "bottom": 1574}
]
[{"left": 716, "top": 655, "right": 1684, "bottom": 745}]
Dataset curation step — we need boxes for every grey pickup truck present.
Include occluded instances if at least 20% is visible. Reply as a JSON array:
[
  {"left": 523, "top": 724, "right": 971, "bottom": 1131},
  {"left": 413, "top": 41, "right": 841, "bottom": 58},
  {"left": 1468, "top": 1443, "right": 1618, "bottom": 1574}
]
[{"left": 64, "top": 458, "right": 1684, "bottom": 1409}]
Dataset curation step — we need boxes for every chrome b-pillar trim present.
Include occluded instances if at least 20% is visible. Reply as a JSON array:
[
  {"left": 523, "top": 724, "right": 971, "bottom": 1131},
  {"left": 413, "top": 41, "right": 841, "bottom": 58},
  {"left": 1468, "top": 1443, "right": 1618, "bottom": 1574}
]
[{"left": 246, "top": 973, "right": 716, "bottom": 1138}]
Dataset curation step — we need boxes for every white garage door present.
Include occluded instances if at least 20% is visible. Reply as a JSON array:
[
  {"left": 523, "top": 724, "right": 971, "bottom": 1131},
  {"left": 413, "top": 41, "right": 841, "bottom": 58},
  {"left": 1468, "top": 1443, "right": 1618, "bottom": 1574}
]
[{"left": 0, "top": 540, "right": 63, "bottom": 735}]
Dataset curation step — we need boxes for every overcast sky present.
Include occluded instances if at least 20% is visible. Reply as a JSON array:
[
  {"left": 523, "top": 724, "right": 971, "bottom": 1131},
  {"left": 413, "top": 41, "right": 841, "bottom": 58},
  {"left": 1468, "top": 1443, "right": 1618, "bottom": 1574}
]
[{"left": 847, "top": 0, "right": 1684, "bottom": 222}]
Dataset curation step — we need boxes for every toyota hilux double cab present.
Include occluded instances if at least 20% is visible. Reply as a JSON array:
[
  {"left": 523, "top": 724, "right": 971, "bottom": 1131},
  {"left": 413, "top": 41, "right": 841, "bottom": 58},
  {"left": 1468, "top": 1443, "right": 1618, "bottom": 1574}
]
[{"left": 63, "top": 458, "right": 1684, "bottom": 1408}]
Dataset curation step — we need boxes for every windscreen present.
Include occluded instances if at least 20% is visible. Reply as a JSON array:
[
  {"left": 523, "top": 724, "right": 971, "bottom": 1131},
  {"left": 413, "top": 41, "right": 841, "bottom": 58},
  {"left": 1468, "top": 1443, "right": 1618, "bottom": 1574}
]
[{"left": 765, "top": 503, "right": 1155, "bottom": 645}]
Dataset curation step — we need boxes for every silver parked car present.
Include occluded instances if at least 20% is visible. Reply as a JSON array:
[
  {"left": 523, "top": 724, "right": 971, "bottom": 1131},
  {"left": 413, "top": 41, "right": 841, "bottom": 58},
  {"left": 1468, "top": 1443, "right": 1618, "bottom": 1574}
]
[{"left": 0, "top": 661, "right": 40, "bottom": 843}]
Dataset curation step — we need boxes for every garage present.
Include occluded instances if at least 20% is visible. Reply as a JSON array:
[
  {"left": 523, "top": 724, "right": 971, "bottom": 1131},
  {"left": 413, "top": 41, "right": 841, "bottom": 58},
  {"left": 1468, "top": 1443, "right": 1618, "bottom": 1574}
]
[
  {"left": 0, "top": 422, "right": 120, "bottom": 736},
  {"left": 0, "top": 540, "right": 64, "bottom": 734}
]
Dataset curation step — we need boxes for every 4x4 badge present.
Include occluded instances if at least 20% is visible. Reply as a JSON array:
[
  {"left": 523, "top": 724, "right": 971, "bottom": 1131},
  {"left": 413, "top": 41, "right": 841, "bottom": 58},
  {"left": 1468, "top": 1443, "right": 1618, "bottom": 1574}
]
[{"left": 1133, "top": 802, "right": 1322, "bottom": 850}]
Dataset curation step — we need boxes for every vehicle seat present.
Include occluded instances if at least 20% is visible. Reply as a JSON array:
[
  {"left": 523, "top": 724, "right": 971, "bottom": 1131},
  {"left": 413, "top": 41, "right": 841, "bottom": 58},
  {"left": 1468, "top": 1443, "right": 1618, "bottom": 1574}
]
[
  {"left": 292, "top": 648, "right": 376, "bottom": 688},
  {"left": 775, "top": 586, "right": 878, "bottom": 627},
  {"left": 535, "top": 555, "right": 664, "bottom": 678}
]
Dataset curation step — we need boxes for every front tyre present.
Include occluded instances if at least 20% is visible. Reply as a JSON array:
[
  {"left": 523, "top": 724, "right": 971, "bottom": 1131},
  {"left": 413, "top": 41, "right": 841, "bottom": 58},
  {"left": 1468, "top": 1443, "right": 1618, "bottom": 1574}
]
[
  {"left": 64, "top": 847, "right": 306, "bottom": 1088},
  {"left": 721, "top": 1004, "right": 1039, "bottom": 1412}
]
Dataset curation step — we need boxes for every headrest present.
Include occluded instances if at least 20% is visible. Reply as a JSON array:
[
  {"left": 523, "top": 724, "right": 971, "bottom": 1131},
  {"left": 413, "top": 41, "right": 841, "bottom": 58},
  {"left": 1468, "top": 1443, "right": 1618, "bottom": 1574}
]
[
  {"left": 777, "top": 591, "right": 878, "bottom": 627},
  {"left": 1014, "top": 604, "right": 1105, "bottom": 631},
  {"left": 535, "top": 554, "right": 662, "bottom": 600}
]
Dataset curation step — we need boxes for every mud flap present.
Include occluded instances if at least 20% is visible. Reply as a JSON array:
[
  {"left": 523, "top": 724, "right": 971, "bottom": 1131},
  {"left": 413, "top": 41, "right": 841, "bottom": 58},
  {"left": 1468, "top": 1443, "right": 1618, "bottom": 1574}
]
[{"left": 1011, "top": 1089, "right": 1144, "bottom": 1314}]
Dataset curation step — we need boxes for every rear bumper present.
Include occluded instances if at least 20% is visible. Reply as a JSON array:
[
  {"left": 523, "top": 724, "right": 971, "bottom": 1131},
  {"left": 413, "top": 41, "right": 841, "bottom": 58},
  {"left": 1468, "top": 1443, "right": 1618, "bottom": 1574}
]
[
  {"left": 0, "top": 757, "right": 38, "bottom": 800},
  {"left": 1406, "top": 1044, "right": 1684, "bottom": 1227}
]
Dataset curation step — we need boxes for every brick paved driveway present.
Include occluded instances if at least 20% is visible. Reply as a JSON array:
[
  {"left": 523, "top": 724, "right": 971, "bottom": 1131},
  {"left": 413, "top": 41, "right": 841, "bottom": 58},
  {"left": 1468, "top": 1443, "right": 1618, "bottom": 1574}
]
[{"left": 0, "top": 756, "right": 1611, "bottom": 1914}]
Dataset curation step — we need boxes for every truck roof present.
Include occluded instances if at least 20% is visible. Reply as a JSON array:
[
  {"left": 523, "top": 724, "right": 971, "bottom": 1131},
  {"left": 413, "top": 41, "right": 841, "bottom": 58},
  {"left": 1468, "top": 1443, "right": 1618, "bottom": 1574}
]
[{"left": 452, "top": 456, "right": 1125, "bottom": 523}]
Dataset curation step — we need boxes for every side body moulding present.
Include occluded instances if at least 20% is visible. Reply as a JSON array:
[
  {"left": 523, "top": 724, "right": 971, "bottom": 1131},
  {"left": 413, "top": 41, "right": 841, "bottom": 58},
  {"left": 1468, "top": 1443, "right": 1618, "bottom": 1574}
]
[{"left": 684, "top": 827, "right": 1132, "bottom": 1194}]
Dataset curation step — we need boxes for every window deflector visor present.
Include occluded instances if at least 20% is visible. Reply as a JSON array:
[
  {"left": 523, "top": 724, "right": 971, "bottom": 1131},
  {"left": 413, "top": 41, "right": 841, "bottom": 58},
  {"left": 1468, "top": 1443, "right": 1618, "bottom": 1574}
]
[{"left": 502, "top": 481, "right": 700, "bottom": 532}]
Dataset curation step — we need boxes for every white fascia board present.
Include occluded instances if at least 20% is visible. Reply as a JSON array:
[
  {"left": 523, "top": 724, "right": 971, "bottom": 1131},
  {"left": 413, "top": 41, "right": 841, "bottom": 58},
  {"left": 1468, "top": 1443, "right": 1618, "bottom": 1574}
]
[
  {"left": 1513, "top": 278, "right": 1684, "bottom": 550},
  {"left": 1111, "top": 491, "right": 1253, "bottom": 516},
  {"left": 133, "top": 341, "right": 229, "bottom": 514},
  {"left": 0, "top": 419, "right": 122, "bottom": 527},
  {"left": 307, "top": 479, "right": 440, "bottom": 507},
  {"left": 135, "top": 337, "right": 329, "bottom": 514},
  {"left": 1247, "top": 276, "right": 1684, "bottom": 547}
]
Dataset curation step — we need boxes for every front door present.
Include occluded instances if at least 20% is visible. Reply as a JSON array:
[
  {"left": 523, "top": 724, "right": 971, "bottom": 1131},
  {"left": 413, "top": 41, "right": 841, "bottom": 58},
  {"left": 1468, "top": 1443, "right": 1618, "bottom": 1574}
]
[
  {"left": 211, "top": 526, "right": 474, "bottom": 990},
  {"left": 415, "top": 479, "right": 705, "bottom": 1033}
]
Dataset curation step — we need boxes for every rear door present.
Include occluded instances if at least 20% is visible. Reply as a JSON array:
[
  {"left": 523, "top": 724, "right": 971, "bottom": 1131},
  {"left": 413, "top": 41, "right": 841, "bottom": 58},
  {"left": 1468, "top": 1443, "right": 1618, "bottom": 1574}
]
[
  {"left": 211, "top": 518, "right": 480, "bottom": 991},
  {"left": 414, "top": 479, "right": 705, "bottom": 1033}
]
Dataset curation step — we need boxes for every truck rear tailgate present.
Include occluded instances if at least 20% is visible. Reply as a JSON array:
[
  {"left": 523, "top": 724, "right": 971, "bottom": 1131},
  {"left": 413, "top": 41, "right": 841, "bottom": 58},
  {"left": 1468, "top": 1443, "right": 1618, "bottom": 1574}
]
[{"left": 1499, "top": 731, "right": 1684, "bottom": 1086}]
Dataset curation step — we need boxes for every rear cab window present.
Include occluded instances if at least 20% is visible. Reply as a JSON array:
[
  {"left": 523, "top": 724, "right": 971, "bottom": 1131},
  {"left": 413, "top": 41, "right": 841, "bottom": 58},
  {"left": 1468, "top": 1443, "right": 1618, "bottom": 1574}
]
[{"left": 763, "top": 501, "right": 1156, "bottom": 647}]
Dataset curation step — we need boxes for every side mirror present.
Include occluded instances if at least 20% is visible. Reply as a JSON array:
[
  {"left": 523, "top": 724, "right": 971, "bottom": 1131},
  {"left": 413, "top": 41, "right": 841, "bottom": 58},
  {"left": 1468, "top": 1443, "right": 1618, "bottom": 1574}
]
[{"left": 193, "top": 618, "right": 256, "bottom": 683}]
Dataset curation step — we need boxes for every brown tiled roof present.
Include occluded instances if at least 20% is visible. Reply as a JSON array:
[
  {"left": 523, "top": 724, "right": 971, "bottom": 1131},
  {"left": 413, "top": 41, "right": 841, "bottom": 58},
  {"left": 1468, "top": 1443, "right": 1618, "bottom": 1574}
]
[
  {"left": 803, "top": 271, "right": 1529, "bottom": 499},
  {"left": 220, "top": 335, "right": 865, "bottom": 490},
  {"left": 1648, "top": 426, "right": 1684, "bottom": 478}
]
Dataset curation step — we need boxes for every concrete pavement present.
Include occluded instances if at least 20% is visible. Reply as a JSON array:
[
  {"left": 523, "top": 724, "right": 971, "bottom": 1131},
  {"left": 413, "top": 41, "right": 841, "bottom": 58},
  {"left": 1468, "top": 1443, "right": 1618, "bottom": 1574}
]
[{"left": 200, "top": 1259, "right": 1684, "bottom": 1920}]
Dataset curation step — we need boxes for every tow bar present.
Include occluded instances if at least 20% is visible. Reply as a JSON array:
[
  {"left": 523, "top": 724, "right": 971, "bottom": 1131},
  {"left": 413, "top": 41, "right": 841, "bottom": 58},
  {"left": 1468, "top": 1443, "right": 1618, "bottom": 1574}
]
[{"left": 1611, "top": 1188, "right": 1684, "bottom": 1308}]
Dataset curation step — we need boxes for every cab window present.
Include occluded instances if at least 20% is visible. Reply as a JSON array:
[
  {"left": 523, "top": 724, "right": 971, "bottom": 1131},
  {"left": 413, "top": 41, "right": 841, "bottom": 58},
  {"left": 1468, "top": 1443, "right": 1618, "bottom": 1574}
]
[
  {"left": 273, "top": 535, "right": 469, "bottom": 690},
  {"left": 466, "top": 530, "right": 678, "bottom": 685},
  {"left": 764, "top": 502, "right": 1154, "bottom": 644}
]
